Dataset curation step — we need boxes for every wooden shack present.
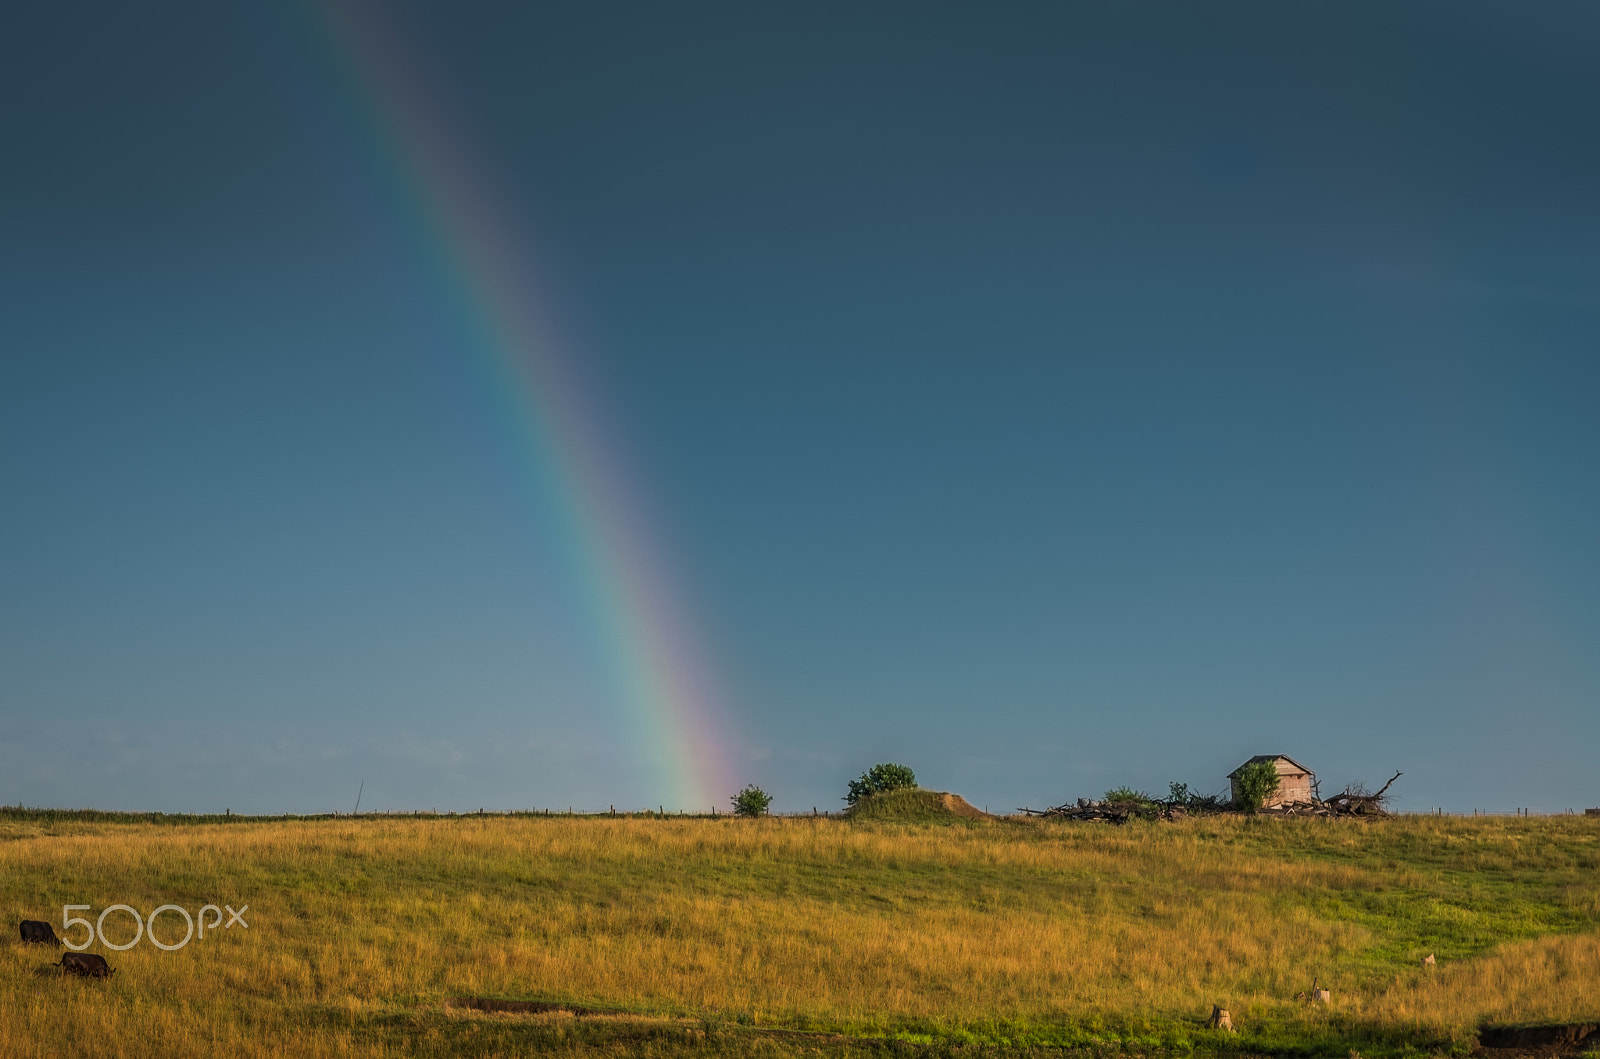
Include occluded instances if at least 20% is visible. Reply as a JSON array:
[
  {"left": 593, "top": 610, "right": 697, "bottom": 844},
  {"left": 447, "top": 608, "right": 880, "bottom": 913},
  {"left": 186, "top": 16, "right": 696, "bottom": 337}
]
[{"left": 1228, "top": 755, "right": 1316, "bottom": 807}]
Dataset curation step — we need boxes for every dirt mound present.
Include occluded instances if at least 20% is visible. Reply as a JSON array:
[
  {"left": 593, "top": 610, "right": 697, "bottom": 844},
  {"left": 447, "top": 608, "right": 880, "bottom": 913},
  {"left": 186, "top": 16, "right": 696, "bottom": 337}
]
[
  {"left": 938, "top": 793, "right": 1003, "bottom": 820},
  {"left": 844, "top": 789, "right": 1003, "bottom": 822}
]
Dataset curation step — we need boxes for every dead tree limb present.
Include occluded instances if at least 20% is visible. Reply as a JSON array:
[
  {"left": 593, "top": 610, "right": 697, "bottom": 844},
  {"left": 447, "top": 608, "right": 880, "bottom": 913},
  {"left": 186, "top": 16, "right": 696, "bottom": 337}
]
[{"left": 1371, "top": 770, "right": 1403, "bottom": 802}]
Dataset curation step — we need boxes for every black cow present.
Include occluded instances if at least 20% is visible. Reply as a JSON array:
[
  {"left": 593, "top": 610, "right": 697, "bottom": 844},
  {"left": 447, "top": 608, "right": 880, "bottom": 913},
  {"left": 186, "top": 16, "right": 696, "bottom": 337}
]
[
  {"left": 19, "top": 920, "right": 62, "bottom": 946},
  {"left": 57, "top": 952, "right": 114, "bottom": 978}
]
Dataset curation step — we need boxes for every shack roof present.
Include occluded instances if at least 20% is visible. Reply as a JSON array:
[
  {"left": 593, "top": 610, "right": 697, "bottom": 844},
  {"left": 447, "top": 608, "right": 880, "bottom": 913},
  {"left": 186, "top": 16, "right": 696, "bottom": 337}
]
[{"left": 1227, "top": 754, "right": 1315, "bottom": 779}]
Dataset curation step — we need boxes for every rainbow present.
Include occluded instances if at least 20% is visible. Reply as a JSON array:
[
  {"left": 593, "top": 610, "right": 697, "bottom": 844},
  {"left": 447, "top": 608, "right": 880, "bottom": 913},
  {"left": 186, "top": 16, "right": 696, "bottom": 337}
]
[{"left": 309, "top": 2, "right": 739, "bottom": 810}]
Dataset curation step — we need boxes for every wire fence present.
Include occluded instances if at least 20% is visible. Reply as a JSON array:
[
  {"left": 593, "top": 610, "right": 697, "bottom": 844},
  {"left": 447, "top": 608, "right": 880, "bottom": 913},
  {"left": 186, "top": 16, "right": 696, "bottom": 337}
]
[{"left": 1396, "top": 807, "right": 1599, "bottom": 818}]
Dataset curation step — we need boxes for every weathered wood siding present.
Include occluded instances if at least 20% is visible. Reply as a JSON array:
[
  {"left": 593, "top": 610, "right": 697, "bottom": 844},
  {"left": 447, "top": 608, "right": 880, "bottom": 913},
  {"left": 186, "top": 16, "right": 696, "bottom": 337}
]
[{"left": 1273, "top": 767, "right": 1313, "bottom": 805}]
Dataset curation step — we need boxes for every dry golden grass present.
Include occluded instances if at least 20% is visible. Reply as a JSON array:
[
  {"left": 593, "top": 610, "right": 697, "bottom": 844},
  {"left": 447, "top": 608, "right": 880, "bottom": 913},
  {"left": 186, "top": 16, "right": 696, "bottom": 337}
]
[
  {"left": 1, "top": 813, "right": 1597, "bottom": 1056},
  {"left": 1367, "top": 932, "right": 1600, "bottom": 1029}
]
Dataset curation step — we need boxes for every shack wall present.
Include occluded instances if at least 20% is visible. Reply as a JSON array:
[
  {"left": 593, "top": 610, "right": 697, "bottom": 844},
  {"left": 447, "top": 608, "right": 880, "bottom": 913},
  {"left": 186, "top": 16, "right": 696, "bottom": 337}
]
[{"left": 1228, "top": 756, "right": 1315, "bottom": 807}]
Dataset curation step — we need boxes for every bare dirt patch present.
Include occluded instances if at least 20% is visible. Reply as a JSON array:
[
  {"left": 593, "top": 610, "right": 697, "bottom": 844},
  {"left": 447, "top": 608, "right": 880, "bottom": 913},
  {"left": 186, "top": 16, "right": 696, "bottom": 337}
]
[{"left": 939, "top": 793, "right": 1004, "bottom": 821}]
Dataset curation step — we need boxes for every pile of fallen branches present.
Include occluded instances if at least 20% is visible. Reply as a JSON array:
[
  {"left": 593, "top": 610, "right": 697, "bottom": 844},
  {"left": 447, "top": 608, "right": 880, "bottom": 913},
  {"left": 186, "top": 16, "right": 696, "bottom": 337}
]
[
  {"left": 1022, "top": 771, "right": 1404, "bottom": 822},
  {"left": 1320, "top": 770, "right": 1402, "bottom": 817},
  {"left": 1255, "top": 770, "right": 1403, "bottom": 817},
  {"left": 1016, "top": 798, "right": 1190, "bottom": 823},
  {"left": 1254, "top": 800, "right": 1336, "bottom": 817}
]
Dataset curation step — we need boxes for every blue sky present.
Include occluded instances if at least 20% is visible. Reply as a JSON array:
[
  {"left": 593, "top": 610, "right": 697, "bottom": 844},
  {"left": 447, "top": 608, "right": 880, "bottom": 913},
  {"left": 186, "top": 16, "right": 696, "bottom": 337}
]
[{"left": 3, "top": 2, "right": 1597, "bottom": 814}]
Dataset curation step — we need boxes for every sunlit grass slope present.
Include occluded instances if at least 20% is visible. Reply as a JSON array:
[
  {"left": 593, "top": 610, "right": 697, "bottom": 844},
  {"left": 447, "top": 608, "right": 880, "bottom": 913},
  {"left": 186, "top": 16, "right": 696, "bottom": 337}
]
[
  {"left": 842, "top": 788, "right": 996, "bottom": 822},
  {"left": 2, "top": 812, "right": 1597, "bottom": 1057}
]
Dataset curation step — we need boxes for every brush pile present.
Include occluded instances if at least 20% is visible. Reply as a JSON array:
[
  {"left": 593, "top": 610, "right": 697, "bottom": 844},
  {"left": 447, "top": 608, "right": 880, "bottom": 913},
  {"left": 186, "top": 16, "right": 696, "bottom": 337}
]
[
  {"left": 1016, "top": 798, "right": 1189, "bottom": 823},
  {"left": 1317, "top": 770, "right": 1402, "bottom": 817},
  {"left": 1022, "top": 771, "right": 1403, "bottom": 822},
  {"left": 1253, "top": 800, "right": 1335, "bottom": 817},
  {"left": 1252, "top": 770, "right": 1402, "bottom": 817}
]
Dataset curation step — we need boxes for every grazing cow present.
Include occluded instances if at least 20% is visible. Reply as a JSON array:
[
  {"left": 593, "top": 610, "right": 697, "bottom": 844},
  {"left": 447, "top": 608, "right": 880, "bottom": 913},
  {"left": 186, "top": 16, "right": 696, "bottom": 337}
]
[
  {"left": 20, "top": 920, "right": 62, "bottom": 946},
  {"left": 57, "top": 952, "right": 114, "bottom": 978}
]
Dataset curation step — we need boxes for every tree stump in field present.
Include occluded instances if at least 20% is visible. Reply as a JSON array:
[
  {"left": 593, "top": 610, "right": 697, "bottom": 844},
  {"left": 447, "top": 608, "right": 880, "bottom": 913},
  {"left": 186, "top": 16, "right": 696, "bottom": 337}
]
[
  {"left": 1422, "top": 953, "right": 1435, "bottom": 967},
  {"left": 1208, "top": 1006, "right": 1234, "bottom": 1031}
]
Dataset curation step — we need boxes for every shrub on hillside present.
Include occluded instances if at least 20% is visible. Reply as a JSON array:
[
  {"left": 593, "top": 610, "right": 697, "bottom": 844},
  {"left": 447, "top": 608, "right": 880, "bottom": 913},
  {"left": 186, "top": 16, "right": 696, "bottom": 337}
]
[
  {"left": 1165, "top": 782, "right": 1228, "bottom": 811},
  {"left": 1103, "top": 786, "right": 1158, "bottom": 806},
  {"left": 1233, "top": 760, "right": 1281, "bottom": 812},
  {"left": 844, "top": 763, "right": 917, "bottom": 806},
  {"left": 731, "top": 785, "right": 772, "bottom": 817}
]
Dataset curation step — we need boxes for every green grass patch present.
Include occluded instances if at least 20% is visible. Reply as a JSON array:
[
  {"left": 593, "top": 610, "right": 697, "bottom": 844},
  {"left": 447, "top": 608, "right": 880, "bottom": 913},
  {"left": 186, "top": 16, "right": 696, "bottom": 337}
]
[{"left": 842, "top": 789, "right": 990, "bottom": 824}]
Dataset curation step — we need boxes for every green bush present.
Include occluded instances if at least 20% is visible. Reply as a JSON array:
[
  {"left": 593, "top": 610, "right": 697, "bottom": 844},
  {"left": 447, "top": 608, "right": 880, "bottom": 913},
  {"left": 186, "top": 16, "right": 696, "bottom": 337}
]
[
  {"left": 1104, "top": 786, "right": 1158, "bottom": 806},
  {"left": 730, "top": 784, "right": 772, "bottom": 817},
  {"left": 845, "top": 763, "right": 917, "bottom": 805},
  {"left": 1233, "top": 760, "right": 1281, "bottom": 812}
]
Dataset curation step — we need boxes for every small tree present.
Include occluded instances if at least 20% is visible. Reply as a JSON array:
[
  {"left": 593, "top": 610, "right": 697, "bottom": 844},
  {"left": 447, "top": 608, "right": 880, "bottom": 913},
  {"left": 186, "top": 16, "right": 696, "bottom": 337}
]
[
  {"left": 844, "top": 763, "right": 917, "bottom": 805},
  {"left": 1234, "top": 760, "right": 1281, "bottom": 812},
  {"left": 731, "top": 784, "right": 772, "bottom": 818}
]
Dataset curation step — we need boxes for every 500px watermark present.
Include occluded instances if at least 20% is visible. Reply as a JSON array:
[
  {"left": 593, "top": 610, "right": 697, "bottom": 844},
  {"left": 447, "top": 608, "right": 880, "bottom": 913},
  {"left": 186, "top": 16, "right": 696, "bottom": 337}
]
[{"left": 60, "top": 903, "right": 249, "bottom": 951}]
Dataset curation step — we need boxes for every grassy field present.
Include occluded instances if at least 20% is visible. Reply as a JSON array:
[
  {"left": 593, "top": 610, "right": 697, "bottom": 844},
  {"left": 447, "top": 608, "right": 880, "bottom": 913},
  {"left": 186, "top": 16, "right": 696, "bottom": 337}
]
[{"left": 2, "top": 799, "right": 1598, "bottom": 1057}]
